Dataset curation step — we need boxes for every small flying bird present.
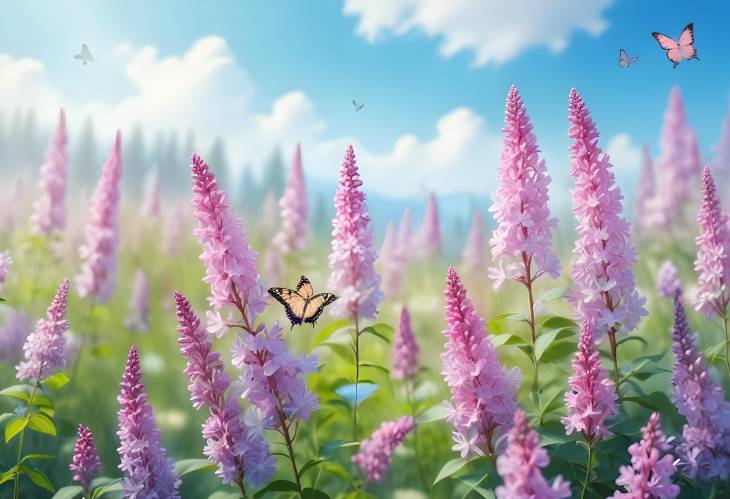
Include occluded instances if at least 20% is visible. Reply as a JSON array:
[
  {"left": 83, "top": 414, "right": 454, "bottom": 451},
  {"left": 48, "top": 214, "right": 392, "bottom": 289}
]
[
  {"left": 352, "top": 99, "right": 365, "bottom": 112},
  {"left": 618, "top": 49, "right": 639, "bottom": 68},
  {"left": 74, "top": 44, "right": 93, "bottom": 65},
  {"left": 652, "top": 23, "right": 699, "bottom": 68}
]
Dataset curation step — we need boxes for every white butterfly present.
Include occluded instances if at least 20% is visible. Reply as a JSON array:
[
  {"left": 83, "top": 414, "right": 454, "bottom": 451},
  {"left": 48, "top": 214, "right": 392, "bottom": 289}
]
[
  {"left": 352, "top": 99, "right": 365, "bottom": 112},
  {"left": 74, "top": 44, "right": 93, "bottom": 65},
  {"left": 618, "top": 48, "right": 638, "bottom": 68}
]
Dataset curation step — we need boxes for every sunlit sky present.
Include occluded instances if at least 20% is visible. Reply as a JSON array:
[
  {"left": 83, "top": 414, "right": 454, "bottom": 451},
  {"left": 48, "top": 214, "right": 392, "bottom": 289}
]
[{"left": 1, "top": 0, "right": 729, "bottom": 199}]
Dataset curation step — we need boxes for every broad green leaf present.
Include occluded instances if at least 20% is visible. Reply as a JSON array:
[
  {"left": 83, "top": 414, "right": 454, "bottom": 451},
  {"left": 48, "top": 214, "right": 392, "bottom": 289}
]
[
  {"left": 0, "top": 465, "right": 18, "bottom": 485},
  {"left": 91, "top": 478, "right": 124, "bottom": 498},
  {"left": 321, "top": 342, "right": 354, "bottom": 362},
  {"left": 535, "top": 327, "right": 575, "bottom": 362},
  {"left": 319, "top": 439, "right": 359, "bottom": 456},
  {"left": 174, "top": 458, "right": 216, "bottom": 477},
  {"left": 299, "top": 456, "right": 328, "bottom": 476},
  {"left": 5, "top": 416, "right": 28, "bottom": 443},
  {"left": 537, "top": 286, "right": 568, "bottom": 303},
  {"left": 52, "top": 485, "right": 84, "bottom": 499},
  {"left": 0, "top": 384, "right": 31, "bottom": 403},
  {"left": 706, "top": 340, "right": 728, "bottom": 363},
  {"left": 313, "top": 319, "right": 351, "bottom": 346},
  {"left": 538, "top": 390, "right": 565, "bottom": 419},
  {"left": 358, "top": 360, "right": 389, "bottom": 374},
  {"left": 20, "top": 453, "right": 54, "bottom": 464},
  {"left": 539, "top": 341, "right": 576, "bottom": 364},
  {"left": 253, "top": 479, "right": 299, "bottom": 498},
  {"left": 433, "top": 457, "right": 480, "bottom": 485},
  {"left": 539, "top": 432, "right": 576, "bottom": 447},
  {"left": 360, "top": 326, "right": 390, "bottom": 344},
  {"left": 622, "top": 392, "right": 674, "bottom": 415},
  {"left": 457, "top": 472, "right": 495, "bottom": 499},
  {"left": 490, "top": 334, "right": 527, "bottom": 348},
  {"left": 487, "top": 312, "right": 528, "bottom": 333},
  {"left": 302, "top": 488, "right": 330, "bottom": 499},
  {"left": 541, "top": 316, "right": 577, "bottom": 330},
  {"left": 416, "top": 403, "right": 447, "bottom": 424},
  {"left": 27, "top": 413, "right": 56, "bottom": 436},
  {"left": 20, "top": 464, "right": 55, "bottom": 493},
  {"left": 320, "top": 461, "right": 353, "bottom": 484},
  {"left": 43, "top": 372, "right": 70, "bottom": 390},
  {"left": 616, "top": 335, "right": 648, "bottom": 349}
]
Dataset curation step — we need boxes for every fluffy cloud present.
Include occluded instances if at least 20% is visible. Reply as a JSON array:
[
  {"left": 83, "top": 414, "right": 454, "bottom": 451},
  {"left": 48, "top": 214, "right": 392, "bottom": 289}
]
[
  {"left": 344, "top": 0, "right": 613, "bottom": 65},
  {"left": 0, "top": 54, "right": 61, "bottom": 112},
  {"left": 606, "top": 133, "right": 641, "bottom": 170}
]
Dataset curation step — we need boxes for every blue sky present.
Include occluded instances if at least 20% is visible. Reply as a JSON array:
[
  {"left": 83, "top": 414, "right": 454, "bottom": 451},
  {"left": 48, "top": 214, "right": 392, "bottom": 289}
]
[{"left": 1, "top": 0, "right": 729, "bottom": 199}]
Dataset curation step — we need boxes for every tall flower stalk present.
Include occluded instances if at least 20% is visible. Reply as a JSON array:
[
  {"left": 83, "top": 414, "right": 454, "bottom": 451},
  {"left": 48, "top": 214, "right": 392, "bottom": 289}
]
[
  {"left": 694, "top": 166, "right": 730, "bottom": 375},
  {"left": 419, "top": 193, "right": 442, "bottom": 258},
  {"left": 70, "top": 424, "right": 102, "bottom": 497},
  {"left": 567, "top": 88, "right": 646, "bottom": 390},
  {"left": 326, "top": 145, "right": 382, "bottom": 438},
  {"left": 463, "top": 211, "right": 486, "bottom": 272},
  {"left": 273, "top": 143, "right": 308, "bottom": 254},
  {"left": 441, "top": 267, "right": 520, "bottom": 459},
  {"left": 352, "top": 416, "right": 415, "bottom": 484},
  {"left": 31, "top": 108, "right": 68, "bottom": 236},
  {"left": 489, "top": 85, "right": 560, "bottom": 392}
]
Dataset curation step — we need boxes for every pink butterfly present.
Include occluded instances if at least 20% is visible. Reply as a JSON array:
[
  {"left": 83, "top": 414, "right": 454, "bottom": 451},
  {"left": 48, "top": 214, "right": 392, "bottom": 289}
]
[{"left": 652, "top": 23, "right": 699, "bottom": 68}]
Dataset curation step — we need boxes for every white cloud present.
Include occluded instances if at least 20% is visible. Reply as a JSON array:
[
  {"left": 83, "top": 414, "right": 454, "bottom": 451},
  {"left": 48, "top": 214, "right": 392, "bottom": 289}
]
[
  {"left": 606, "top": 133, "right": 641, "bottom": 170},
  {"left": 0, "top": 54, "right": 61, "bottom": 112},
  {"left": 344, "top": 0, "right": 613, "bottom": 65}
]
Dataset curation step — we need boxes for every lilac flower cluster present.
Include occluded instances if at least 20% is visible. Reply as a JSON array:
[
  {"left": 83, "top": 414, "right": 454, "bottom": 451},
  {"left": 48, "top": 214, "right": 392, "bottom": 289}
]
[
  {"left": 352, "top": 415, "right": 415, "bottom": 483},
  {"left": 70, "top": 424, "right": 102, "bottom": 490},
  {"left": 0, "top": 310, "right": 31, "bottom": 362},
  {"left": 657, "top": 260, "right": 682, "bottom": 299},
  {"left": 126, "top": 269, "right": 150, "bottom": 332},
  {"left": 273, "top": 143, "right": 308, "bottom": 254},
  {"left": 32, "top": 109, "right": 68, "bottom": 235},
  {"left": 0, "top": 250, "right": 12, "bottom": 292},
  {"left": 391, "top": 306, "right": 419, "bottom": 381}
]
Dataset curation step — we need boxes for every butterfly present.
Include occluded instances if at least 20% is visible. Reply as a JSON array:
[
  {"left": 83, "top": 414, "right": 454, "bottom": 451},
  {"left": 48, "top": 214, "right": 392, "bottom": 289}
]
[
  {"left": 335, "top": 382, "right": 379, "bottom": 405},
  {"left": 618, "top": 49, "right": 639, "bottom": 68},
  {"left": 74, "top": 44, "right": 93, "bottom": 65},
  {"left": 352, "top": 99, "right": 365, "bottom": 112},
  {"left": 652, "top": 23, "right": 698, "bottom": 68},
  {"left": 268, "top": 276, "right": 337, "bottom": 328}
]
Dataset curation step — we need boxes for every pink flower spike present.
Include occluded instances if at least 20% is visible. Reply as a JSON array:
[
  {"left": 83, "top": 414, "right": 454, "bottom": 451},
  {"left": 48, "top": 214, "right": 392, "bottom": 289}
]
[
  {"left": 567, "top": 89, "right": 646, "bottom": 339},
  {"left": 657, "top": 260, "right": 682, "bottom": 299},
  {"left": 634, "top": 145, "right": 655, "bottom": 231},
  {"left": 419, "top": 193, "right": 442, "bottom": 258},
  {"left": 693, "top": 166, "right": 730, "bottom": 317},
  {"left": 496, "top": 410, "right": 571, "bottom": 499},
  {"left": 562, "top": 321, "right": 617, "bottom": 444},
  {"left": 76, "top": 130, "right": 123, "bottom": 304},
  {"left": 611, "top": 412, "right": 679, "bottom": 499},
  {"left": 273, "top": 143, "right": 308, "bottom": 254},
  {"left": 352, "top": 415, "right": 415, "bottom": 483},
  {"left": 125, "top": 269, "right": 150, "bottom": 332},
  {"left": 327, "top": 145, "right": 382, "bottom": 320},
  {"left": 32, "top": 108, "right": 68, "bottom": 235},
  {"left": 489, "top": 85, "right": 559, "bottom": 285},
  {"left": 441, "top": 267, "right": 521, "bottom": 457},
  {"left": 392, "top": 306, "right": 419, "bottom": 380},
  {"left": 70, "top": 424, "right": 102, "bottom": 490},
  {"left": 463, "top": 211, "right": 486, "bottom": 272},
  {"left": 381, "top": 221, "right": 407, "bottom": 298}
]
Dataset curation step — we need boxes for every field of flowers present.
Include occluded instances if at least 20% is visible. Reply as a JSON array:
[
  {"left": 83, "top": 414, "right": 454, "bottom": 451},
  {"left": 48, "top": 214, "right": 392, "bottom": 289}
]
[{"left": 1, "top": 84, "right": 729, "bottom": 499}]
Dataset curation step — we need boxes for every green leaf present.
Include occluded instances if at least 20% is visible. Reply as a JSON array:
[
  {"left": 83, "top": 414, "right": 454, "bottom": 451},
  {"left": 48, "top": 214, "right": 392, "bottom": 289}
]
[
  {"left": 0, "top": 465, "right": 18, "bottom": 485},
  {"left": 90, "top": 478, "right": 124, "bottom": 498},
  {"left": 319, "top": 439, "right": 359, "bottom": 456},
  {"left": 5, "top": 416, "right": 28, "bottom": 443},
  {"left": 539, "top": 341, "right": 576, "bottom": 364},
  {"left": 27, "top": 413, "right": 56, "bottom": 436},
  {"left": 20, "top": 464, "right": 55, "bottom": 493},
  {"left": 416, "top": 403, "right": 447, "bottom": 424},
  {"left": 622, "top": 391, "right": 674, "bottom": 415},
  {"left": 253, "top": 479, "right": 299, "bottom": 498},
  {"left": 539, "top": 432, "right": 576, "bottom": 447},
  {"left": 538, "top": 390, "right": 565, "bottom": 419},
  {"left": 20, "top": 453, "right": 54, "bottom": 464},
  {"left": 358, "top": 361, "right": 389, "bottom": 374},
  {"left": 457, "top": 472, "right": 495, "bottom": 499},
  {"left": 706, "top": 340, "right": 728, "bottom": 363},
  {"left": 321, "top": 342, "right": 354, "bottom": 362},
  {"left": 0, "top": 384, "right": 31, "bottom": 403},
  {"left": 616, "top": 335, "right": 648, "bottom": 349},
  {"left": 174, "top": 458, "right": 216, "bottom": 477},
  {"left": 43, "top": 372, "right": 70, "bottom": 390},
  {"left": 490, "top": 334, "right": 527, "bottom": 348},
  {"left": 487, "top": 312, "right": 528, "bottom": 333},
  {"left": 433, "top": 457, "right": 478, "bottom": 485},
  {"left": 535, "top": 327, "right": 575, "bottom": 362},
  {"left": 299, "top": 456, "right": 328, "bottom": 476},
  {"left": 302, "top": 488, "right": 330, "bottom": 499},
  {"left": 313, "top": 319, "right": 351, "bottom": 346},
  {"left": 52, "top": 485, "right": 84, "bottom": 499},
  {"left": 360, "top": 326, "right": 391, "bottom": 344},
  {"left": 541, "top": 316, "right": 577, "bottom": 330},
  {"left": 538, "top": 287, "right": 568, "bottom": 302}
]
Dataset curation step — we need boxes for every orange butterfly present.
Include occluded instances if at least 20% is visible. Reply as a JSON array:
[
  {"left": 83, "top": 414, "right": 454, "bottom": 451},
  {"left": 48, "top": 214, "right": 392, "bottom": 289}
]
[{"left": 268, "top": 276, "right": 337, "bottom": 328}]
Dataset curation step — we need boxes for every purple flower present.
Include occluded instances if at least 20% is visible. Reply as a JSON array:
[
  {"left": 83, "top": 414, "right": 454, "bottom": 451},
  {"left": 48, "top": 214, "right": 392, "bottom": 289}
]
[
  {"left": 126, "top": 269, "right": 150, "bottom": 332},
  {"left": 634, "top": 145, "right": 655, "bottom": 231},
  {"left": 463, "top": 211, "right": 486, "bottom": 273},
  {"left": 441, "top": 267, "right": 521, "bottom": 458},
  {"left": 175, "top": 292, "right": 274, "bottom": 486},
  {"left": 0, "top": 250, "right": 12, "bottom": 293},
  {"left": 670, "top": 295, "right": 730, "bottom": 480},
  {"left": 567, "top": 89, "right": 646, "bottom": 339},
  {"left": 76, "top": 131, "right": 123, "bottom": 304},
  {"left": 32, "top": 108, "right": 68, "bottom": 235},
  {"left": 352, "top": 415, "right": 414, "bottom": 483},
  {"left": 657, "top": 260, "right": 682, "bottom": 299},
  {"left": 611, "top": 412, "right": 679, "bottom": 499},
  {"left": 230, "top": 323, "right": 319, "bottom": 429},
  {"left": 693, "top": 166, "right": 730, "bottom": 317},
  {"left": 70, "top": 424, "right": 102, "bottom": 490},
  {"left": 489, "top": 85, "right": 560, "bottom": 287},
  {"left": 419, "top": 193, "right": 442, "bottom": 258},
  {"left": 562, "top": 321, "right": 617, "bottom": 444},
  {"left": 496, "top": 410, "right": 571, "bottom": 499},
  {"left": 191, "top": 153, "right": 268, "bottom": 320},
  {"left": 392, "top": 306, "right": 419, "bottom": 380},
  {"left": 327, "top": 145, "right": 382, "bottom": 320},
  {"left": 117, "top": 345, "right": 180, "bottom": 498},
  {"left": 0, "top": 310, "right": 31, "bottom": 363},
  {"left": 16, "top": 279, "right": 70, "bottom": 381},
  {"left": 273, "top": 143, "right": 308, "bottom": 254}
]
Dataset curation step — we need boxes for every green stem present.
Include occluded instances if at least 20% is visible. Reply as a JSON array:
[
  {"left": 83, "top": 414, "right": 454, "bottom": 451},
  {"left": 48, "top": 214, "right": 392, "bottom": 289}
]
[
  {"left": 521, "top": 252, "right": 539, "bottom": 393},
  {"left": 580, "top": 442, "right": 593, "bottom": 499},
  {"left": 70, "top": 301, "right": 97, "bottom": 386},
  {"left": 276, "top": 408, "right": 302, "bottom": 496},
  {"left": 608, "top": 328, "right": 620, "bottom": 394},
  {"left": 353, "top": 314, "right": 360, "bottom": 441},
  {"left": 406, "top": 380, "right": 428, "bottom": 491},
  {"left": 13, "top": 378, "right": 41, "bottom": 499},
  {"left": 721, "top": 313, "right": 730, "bottom": 378}
]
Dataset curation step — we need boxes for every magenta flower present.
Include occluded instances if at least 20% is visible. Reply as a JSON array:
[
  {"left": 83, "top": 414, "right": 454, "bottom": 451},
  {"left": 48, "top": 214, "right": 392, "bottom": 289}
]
[
  {"left": 567, "top": 89, "right": 646, "bottom": 339},
  {"left": 16, "top": 279, "right": 70, "bottom": 381},
  {"left": 175, "top": 292, "right": 274, "bottom": 486},
  {"left": 230, "top": 323, "right": 319, "bottom": 429},
  {"left": 76, "top": 130, "right": 123, "bottom": 304},
  {"left": 0, "top": 310, "right": 31, "bottom": 363},
  {"left": 441, "top": 267, "right": 521, "bottom": 458},
  {"left": 670, "top": 295, "right": 730, "bottom": 480},
  {"left": 327, "top": 145, "right": 382, "bottom": 320},
  {"left": 634, "top": 145, "right": 655, "bottom": 231},
  {"left": 489, "top": 85, "right": 559, "bottom": 287},
  {"left": 463, "top": 211, "right": 486, "bottom": 273},
  {"left": 117, "top": 345, "right": 180, "bottom": 498},
  {"left": 419, "top": 193, "right": 442, "bottom": 258},
  {"left": 352, "top": 415, "right": 414, "bottom": 483},
  {"left": 0, "top": 250, "right": 12, "bottom": 293},
  {"left": 392, "top": 306, "right": 419, "bottom": 381},
  {"left": 143, "top": 171, "right": 161, "bottom": 219},
  {"left": 496, "top": 410, "right": 571, "bottom": 499},
  {"left": 611, "top": 412, "right": 679, "bottom": 499},
  {"left": 273, "top": 143, "right": 308, "bottom": 254},
  {"left": 694, "top": 166, "right": 730, "bottom": 317},
  {"left": 70, "top": 424, "right": 102, "bottom": 490},
  {"left": 562, "top": 321, "right": 617, "bottom": 443},
  {"left": 657, "top": 260, "right": 682, "bottom": 299},
  {"left": 32, "top": 108, "right": 68, "bottom": 235},
  {"left": 191, "top": 153, "right": 267, "bottom": 320},
  {"left": 126, "top": 269, "right": 150, "bottom": 332}
]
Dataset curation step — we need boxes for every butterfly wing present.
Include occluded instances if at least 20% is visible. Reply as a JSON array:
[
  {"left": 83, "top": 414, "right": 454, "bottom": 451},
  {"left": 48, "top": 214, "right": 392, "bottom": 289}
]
[
  {"left": 629, "top": 56, "right": 639, "bottom": 64},
  {"left": 652, "top": 32, "right": 681, "bottom": 67},
  {"left": 335, "top": 382, "right": 379, "bottom": 406},
  {"left": 296, "top": 276, "right": 314, "bottom": 299},
  {"left": 357, "top": 104, "right": 365, "bottom": 111},
  {"left": 678, "top": 23, "right": 697, "bottom": 60},
  {"left": 302, "top": 293, "right": 337, "bottom": 325},
  {"left": 268, "top": 288, "right": 307, "bottom": 326},
  {"left": 618, "top": 49, "right": 629, "bottom": 68}
]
